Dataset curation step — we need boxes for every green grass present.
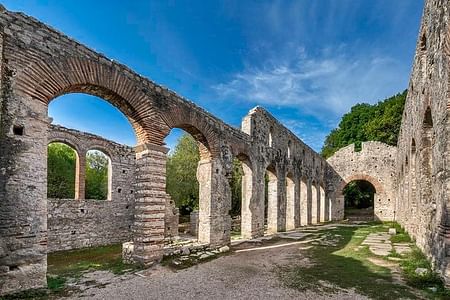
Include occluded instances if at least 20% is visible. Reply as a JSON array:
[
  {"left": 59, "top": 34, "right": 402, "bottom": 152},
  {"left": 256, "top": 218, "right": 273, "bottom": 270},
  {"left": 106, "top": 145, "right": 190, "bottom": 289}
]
[
  {"left": 48, "top": 244, "right": 138, "bottom": 278},
  {"left": 278, "top": 223, "right": 438, "bottom": 299}
]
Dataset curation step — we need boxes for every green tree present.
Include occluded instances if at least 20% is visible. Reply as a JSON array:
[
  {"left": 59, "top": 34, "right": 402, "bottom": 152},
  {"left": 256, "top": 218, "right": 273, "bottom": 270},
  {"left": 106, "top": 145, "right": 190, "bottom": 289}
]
[
  {"left": 85, "top": 150, "right": 109, "bottom": 200},
  {"left": 321, "top": 90, "right": 407, "bottom": 158},
  {"left": 166, "top": 133, "right": 244, "bottom": 216},
  {"left": 166, "top": 134, "right": 200, "bottom": 215},
  {"left": 230, "top": 159, "right": 243, "bottom": 217},
  {"left": 47, "top": 142, "right": 77, "bottom": 198}
]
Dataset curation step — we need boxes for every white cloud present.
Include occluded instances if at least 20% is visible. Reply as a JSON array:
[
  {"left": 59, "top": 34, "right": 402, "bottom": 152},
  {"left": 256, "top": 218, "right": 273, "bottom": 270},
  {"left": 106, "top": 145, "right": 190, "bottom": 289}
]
[{"left": 213, "top": 46, "right": 409, "bottom": 123}]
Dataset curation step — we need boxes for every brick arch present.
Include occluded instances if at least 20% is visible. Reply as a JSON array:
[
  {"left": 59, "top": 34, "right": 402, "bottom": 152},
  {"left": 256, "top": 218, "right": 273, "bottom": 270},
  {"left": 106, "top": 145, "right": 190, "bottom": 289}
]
[
  {"left": 160, "top": 114, "right": 221, "bottom": 159},
  {"left": 338, "top": 174, "right": 384, "bottom": 196},
  {"left": 85, "top": 145, "right": 113, "bottom": 161},
  {"left": 47, "top": 136, "right": 82, "bottom": 156},
  {"left": 14, "top": 56, "right": 170, "bottom": 145}
]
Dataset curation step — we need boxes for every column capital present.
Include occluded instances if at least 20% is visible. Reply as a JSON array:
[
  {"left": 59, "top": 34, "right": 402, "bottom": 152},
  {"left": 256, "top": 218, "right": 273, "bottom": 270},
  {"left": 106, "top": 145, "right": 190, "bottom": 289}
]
[{"left": 134, "top": 143, "right": 169, "bottom": 154}]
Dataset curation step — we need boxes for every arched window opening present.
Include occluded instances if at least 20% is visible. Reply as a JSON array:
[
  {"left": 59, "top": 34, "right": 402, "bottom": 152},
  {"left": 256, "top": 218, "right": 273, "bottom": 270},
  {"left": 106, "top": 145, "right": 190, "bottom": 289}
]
[
  {"left": 343, "top": 180, "right": 376, "bottom": 221},
  {"left": 49, "top": 93, "right": 137, "bottom": 146},
  {"left": 421, "top": 107, "right": 433, "bottom": 205},
  {"left": 165, "top": 129, "right": 200, "bottom": 239},
  {"left": 285, "top": 173, "right": 295, "bottom": 230},
  {"left": 265, "top": 165, "right": 278, "bottom": 234},
  {"left": 234, "top": 154, "right": 253, "bottom": 239},
  {"left": 47, "top": 142, "right": 78, "bottom": 199},
  {"left": 164, "top": 126, "right": 213, "bottom": 243},
  {"left": 268, "top": 126, "right": 274, "bottom": 147},
  {"left": 287, "top": 140, "right": 292, "bottom": 159},
  {"left": 410, "top": 139, "right": 417, "bottom": 209},
  {"left": 85, "top": 149, "right": 111, "bottom": 200}
]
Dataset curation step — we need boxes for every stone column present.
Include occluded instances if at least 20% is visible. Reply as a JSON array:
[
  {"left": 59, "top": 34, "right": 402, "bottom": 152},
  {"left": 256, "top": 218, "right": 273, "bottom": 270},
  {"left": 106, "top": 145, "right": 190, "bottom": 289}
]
[
  {"left": 277, "top": 174, "right": 287, "bottom": 232},
  {"left": 319, "top": 186, "right": 326, "bottom": 222},
  {"left": 75, "top": 150, "right": 86, "bottom": 200},
  {"left": 307, "top": 180, "right": 313, "bottom": 224},
  {"left": 311, "top": 182, "right": 318, "bottom": 224},
  {"left": 241, "top": 161, "right": 260, "bottom": 239},
  {"left": 300, "top": 178, "right": 309, "bottom": 226},
  {"left": 131, "top": 143, "right": 168, "bottom": 266},
  {"left": 294, "top": 179, "right": 301, "bottom": 228},
  {"left": 285, "top": 176, "right": 296, "bottom": 230},
  {"left": 197, "top": 158, "right": 231, "bottom": 247},
  {"left": 0, "top": 92, "right": 48, "bottom": 294},
  {"left": 266, "top": 170, "right": 278, "bottom": 234}
]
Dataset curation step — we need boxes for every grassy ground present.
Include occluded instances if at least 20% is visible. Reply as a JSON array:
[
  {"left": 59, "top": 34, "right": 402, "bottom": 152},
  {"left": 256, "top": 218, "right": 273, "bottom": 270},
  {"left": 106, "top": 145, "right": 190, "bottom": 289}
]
[
  {"left": 278, "top": 222, "right": 450, "bottom": 299},
  {"left": 3, "top": 244, "right": 139, "bottom": 299}
]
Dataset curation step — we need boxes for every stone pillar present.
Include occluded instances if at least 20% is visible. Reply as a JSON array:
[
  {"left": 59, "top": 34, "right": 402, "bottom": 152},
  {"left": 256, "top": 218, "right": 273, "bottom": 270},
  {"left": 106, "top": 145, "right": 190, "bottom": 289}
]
[
  {"left": 75, "top": 150, "right": 86, "bottom": 200},
  {"left": 266, "top": 170, "right": 278, "bottom": 234},
  {"left": 311, "top": 182, "right": 318, "bottom": 224},
  {"left": 0, "top": 92, "right": 48, "bottom": 294},
  {"left": 197, "top": 158, "right": 231, "bottom": 247},
  {"left": 190, "top": 210, "right": 199, "bottom": 236},
  {"left": 285, "top": 176, "right": 296, "bottom": 230},
  {"left": 241, "top": 161, "right": 259, "bottom": 239},
  {"left": 277, "top": 174, "right": 287, "bottom": 232},
  {"left": 300, "top": 178, "right": 309, "bottom": 226},
  {"left": 307, "top": 180, "right": 313, "bottom": 224},
  {"left": 294, "top": 179, "right": 301, "bottom": 227},
  {"left": 131, "top": 143, "right": 168, "bottom": 266},
  {"left": 319, "top": 186, "right": 326, "bottom": 222}
]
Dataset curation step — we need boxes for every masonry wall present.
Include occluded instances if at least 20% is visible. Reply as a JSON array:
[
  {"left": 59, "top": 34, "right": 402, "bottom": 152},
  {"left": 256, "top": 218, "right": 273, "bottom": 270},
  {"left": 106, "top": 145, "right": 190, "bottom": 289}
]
[
  {"left": 327, "top": 142, "right": 397, "bottom": 221},
  {"left": 0, "top": 5, "right": 339, "bottom": 295},
  {"left": 394, "top": 0, "right": 450, "bottom": 283},
  {"left": 47, "top": 125, "right": 136, "bottom": 252}
]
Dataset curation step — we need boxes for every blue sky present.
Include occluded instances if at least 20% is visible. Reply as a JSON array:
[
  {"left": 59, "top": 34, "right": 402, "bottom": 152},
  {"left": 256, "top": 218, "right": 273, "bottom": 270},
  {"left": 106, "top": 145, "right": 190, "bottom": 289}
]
[{"left": 4, "top": 0, "right": 424, "bottom": 151}]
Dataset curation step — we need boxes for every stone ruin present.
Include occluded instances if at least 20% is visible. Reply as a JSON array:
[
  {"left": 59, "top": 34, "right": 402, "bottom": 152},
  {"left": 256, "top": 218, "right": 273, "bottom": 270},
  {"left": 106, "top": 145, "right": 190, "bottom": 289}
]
[{"left": 1, "top": 0, "right": 450, "bottom": 295}]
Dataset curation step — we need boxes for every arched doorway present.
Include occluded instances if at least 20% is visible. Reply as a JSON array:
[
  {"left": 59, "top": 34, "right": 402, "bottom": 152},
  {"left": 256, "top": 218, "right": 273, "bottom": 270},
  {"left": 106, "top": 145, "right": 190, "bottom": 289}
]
[{"left": 343, "top": 180, "right": 376, "bottom": 221}]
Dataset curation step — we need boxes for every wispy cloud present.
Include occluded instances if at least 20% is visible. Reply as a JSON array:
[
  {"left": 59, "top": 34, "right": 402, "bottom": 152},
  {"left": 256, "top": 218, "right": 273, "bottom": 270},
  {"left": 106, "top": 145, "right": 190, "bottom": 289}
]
[{"left": 213, "top": 45, "right": 408, "bottom": 124}]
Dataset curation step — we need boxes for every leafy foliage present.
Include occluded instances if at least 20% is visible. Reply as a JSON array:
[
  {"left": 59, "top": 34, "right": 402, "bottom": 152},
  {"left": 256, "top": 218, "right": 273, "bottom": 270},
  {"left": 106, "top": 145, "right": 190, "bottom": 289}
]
[
  {"left": 321, "top": 90, "right": 407, "bottom": 158},
  {"left": 343, "top": 180, "right": 375, "bottom": 209},
  {"left": 47, "top": 143, "right": 110, "bottom": 200},
  {"left": 166, "top": 134, "right": 200, "bottom": 215},
  {"left": 230, "top": 159, "right": 243, "bottom": 217},
  {"left": 47, "top": 143, "right": 77, "bottom": 199},
  {"left": 85, "top": 150, "right": 109, "bottom": 200},
  {"left": 166, "top": 133, "right": 244, "bottom": 216}
]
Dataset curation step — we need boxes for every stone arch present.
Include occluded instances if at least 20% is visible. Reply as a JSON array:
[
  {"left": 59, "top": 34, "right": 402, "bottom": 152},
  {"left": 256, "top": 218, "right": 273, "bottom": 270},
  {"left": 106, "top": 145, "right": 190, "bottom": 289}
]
[
  {"left": 15, "top": 56, "right": 168, "bottom": 145},
  {"left": 337, "top": 174, "right": 384, "bottom": 196}
]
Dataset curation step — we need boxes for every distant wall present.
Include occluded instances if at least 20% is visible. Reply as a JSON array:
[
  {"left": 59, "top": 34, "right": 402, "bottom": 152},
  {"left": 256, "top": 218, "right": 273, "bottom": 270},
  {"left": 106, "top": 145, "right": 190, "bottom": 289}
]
[
  {"left": 47, "top": 125, "right": 136, "bottom": 252},
  {"left": 327, "top": 142, "right": 397, "bottom": 221}
]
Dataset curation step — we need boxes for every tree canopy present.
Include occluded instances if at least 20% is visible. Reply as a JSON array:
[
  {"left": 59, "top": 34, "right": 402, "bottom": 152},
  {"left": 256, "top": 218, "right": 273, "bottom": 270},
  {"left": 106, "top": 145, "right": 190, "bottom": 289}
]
[
  {"left": 47, "top": 143, "right": 110, "bottom": 200},
  {"left": 321, "top": 90, "right": 407, "bottom": 158},
  {"left": 166, "top": 133, "right": 243, "bottom": 216},
  {"left": 47, "top": 142, "right": 77, "bottom": 199},
  {"left": 85, "top": 150, "right": 109, "bottom": 200}
]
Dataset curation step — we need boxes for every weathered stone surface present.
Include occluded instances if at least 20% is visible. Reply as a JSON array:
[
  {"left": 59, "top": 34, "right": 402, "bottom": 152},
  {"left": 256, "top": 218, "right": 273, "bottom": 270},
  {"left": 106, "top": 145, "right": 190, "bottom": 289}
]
[
  {"left": 327, "top": 142, "right": 397, "bottom": 221},
  {"left": 3, "top": 0, "right": 450, "bottom": 295}
]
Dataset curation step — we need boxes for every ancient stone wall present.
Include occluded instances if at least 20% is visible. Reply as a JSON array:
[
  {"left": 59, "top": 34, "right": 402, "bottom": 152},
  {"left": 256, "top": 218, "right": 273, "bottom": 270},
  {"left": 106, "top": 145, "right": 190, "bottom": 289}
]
[
  {"left": 0, "top": 6, "right": 340, "bottom": 295},
  {"left": 47, "top": 125, "right": 136, "bottom": 252},
  {"left": 327, "top": 142, "right": 397, "bottom": 221},
  {"left": 394, "top": 0, "right": 450, "bottom": 283}
]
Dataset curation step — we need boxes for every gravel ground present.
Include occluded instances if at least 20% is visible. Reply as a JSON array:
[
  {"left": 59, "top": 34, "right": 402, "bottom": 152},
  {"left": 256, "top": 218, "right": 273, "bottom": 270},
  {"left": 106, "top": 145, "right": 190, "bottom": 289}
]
[{"left": 66, "top": 239, "right": 367, "bottom": 300}]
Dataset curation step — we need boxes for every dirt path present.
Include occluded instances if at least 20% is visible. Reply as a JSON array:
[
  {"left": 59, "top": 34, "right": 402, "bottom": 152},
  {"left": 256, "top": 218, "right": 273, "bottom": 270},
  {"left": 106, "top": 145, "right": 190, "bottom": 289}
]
[{"left": 66, "top": 238, "right": 367, "bottom": 300}]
